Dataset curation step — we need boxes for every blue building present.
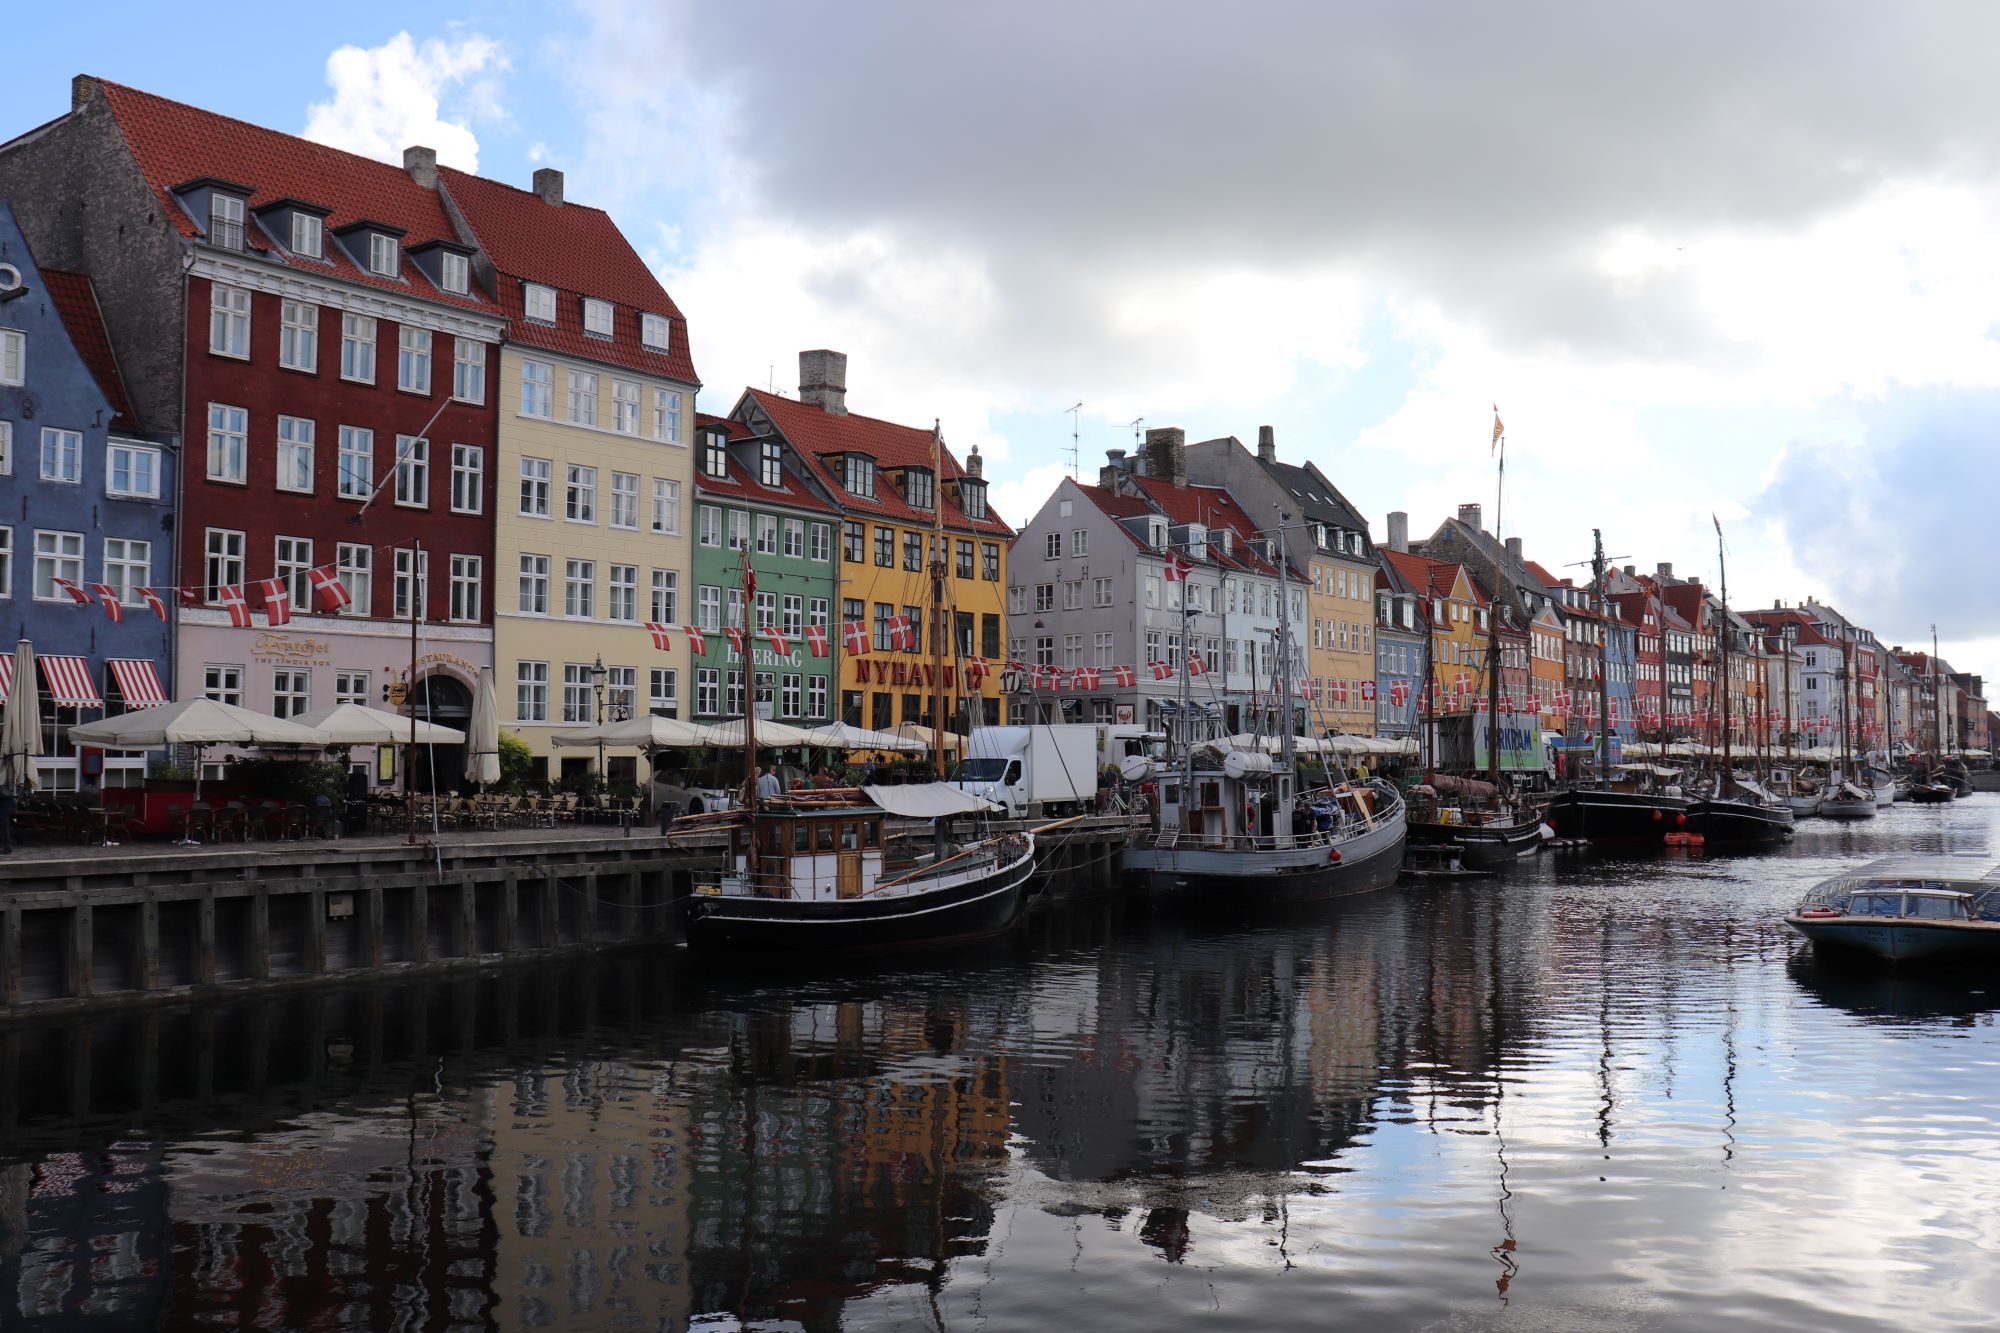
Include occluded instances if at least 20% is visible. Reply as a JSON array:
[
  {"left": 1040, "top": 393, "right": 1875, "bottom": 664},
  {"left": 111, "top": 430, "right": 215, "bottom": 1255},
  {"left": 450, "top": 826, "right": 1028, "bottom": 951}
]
[
  {"left": 1605, "top": 611, "right": 1638, "bottom": 745},
  {"left": 0, "top": 200, "right": 173, "bottom": 791}
]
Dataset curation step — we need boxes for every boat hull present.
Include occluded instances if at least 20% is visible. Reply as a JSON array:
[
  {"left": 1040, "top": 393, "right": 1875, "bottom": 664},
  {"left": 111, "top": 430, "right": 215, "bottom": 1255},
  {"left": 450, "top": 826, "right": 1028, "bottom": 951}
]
[
  {"left": 1789, "top": 916, "right": 2000, "bottom": 963},
  {"left": 1405, "top": 815, "right": 1543, "bottom": 869},
  {"left": 1787, "top": 793, "right": 1823, "bottom": 817},
  {"left": 1129, "top": 815, "right": 1407, "bottom": 908},
  {"left": 683, "top": 847, "right": 1035, "bottom": 955},
  {"left": 1819, "top": 798, "right": 1877, "bottom": 821},
  {"left": 1906, "top": 785, "right": 1956, "bottom": 805},
  {"left": 1688, "top": 798, "right": 1795, "bottom": 844},
  {"left": 1543, "top": 788, "right": 1690, "bottom": 844}
]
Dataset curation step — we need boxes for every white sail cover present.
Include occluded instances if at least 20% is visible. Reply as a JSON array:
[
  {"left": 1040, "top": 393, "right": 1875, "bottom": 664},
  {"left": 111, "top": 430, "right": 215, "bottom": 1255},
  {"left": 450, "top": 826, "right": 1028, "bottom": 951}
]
[{"left": 864, "top": 783, "right": 1002, "bottom": 818}]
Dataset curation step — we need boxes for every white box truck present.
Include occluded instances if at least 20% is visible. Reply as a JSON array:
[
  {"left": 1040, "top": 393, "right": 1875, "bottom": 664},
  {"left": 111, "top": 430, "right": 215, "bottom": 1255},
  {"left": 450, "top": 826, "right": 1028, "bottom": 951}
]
[{"left": 952, "top": 724, "right": 1099, "bottom": 818}]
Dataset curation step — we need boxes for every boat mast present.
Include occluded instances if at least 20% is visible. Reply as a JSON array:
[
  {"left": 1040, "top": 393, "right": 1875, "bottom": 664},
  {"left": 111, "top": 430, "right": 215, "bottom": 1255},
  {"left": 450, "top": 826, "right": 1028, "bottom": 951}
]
[
  {"left": 1275, "top": 509, "right": 1296, "bottom": 844},
  {"left": 1421, "top": 568, "right": 1437, "bottom": 774},
  {"left": 1486, "top": 437, "right": 1505, "bottom": 785},
  {"left": 1714, "top": 517, "right": 1732, "bottom": 793},
  {"left": 741, "top": 543, "right": 759, "bottom": 813},
  {"left": 1178, "top": 539, "right": 1194, "bottom": 816},
  {"left": 1593, "top": 528, "right": 1611, "bottom": 783},
  {"left": 929, "top": 421, "right": 948, "bottom": 781},
  {"left": 1931, "top": 623, "right": 1941, "bottom": 776},
  {"left": 1783, "top": 622, "right": 1794, "bottom": 765}
]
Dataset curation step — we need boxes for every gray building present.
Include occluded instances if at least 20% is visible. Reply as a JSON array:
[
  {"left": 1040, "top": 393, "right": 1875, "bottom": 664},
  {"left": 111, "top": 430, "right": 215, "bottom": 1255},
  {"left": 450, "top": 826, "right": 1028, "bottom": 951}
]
[{"left": 1372, "top": 514, "right": 1426, "bottom": 738}]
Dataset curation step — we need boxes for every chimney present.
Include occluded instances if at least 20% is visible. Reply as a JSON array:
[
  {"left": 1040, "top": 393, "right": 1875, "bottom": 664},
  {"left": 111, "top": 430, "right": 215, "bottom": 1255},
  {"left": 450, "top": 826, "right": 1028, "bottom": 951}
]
[
  {"left": 1144, "top": 426, "right": 1187, "bottom": 488},
  {"left": 1386, "top": 512, "right": 1409, "bottom": 554},
  {"left": 965, "top": 443, "right": 982, "bottom": 479},
  {"left": 1257, "top": 425, "right": 1276, "bottom": 464},
  {"left": 71, "top": 74, "right": 102, "bottom": 112},
  {"left": 1656, "top": 561, "right": 1673, "bottom": 580},
  {"left": 532, "top": 167, "right": 565, "bottom": 207},
  {"left": 403, "top": 145, "right": 438, "bottom": 189},
  {"left": 1099, "top": 448, "right": 1127, "bottom": 488},
  {"left": 798, "top": 349, "right": 848, "bottom": 415},
  {"left": 1457, "top": 502, "right": 1483, "bottom": 531},
  {"left": 1623, "top": 564, "right": 1635, "bottom": 577},
  {"left": 1505, "top": 536, "right": 1522, "bottom": 565}
]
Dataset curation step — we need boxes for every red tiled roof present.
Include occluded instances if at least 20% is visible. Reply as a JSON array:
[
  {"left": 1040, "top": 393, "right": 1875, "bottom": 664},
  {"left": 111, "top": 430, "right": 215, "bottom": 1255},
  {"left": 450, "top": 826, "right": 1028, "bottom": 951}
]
[
  {"left": 1383, "top": 550, "right": 1473, "bottom": 600},
  {"left": 690, "top": 415, "right": 834, "bottom": 515},
  {"left": 40, "top": 268, "right": 136, "bottom": 429},
  {"left": 94, "top": 81, "right": 493, "bottom": 315},
  {"left": 1524, "top": 560, "right": 1561, "bottom": 586},
  {"left": 741, "top": 389, "right": 1012, "bottom": 538},
  {"left": 438, "top": 166, "right": 698, "bottom": 385},
  {"left": 1126, "top": 476, "right": 1277, "bottom": 575}
]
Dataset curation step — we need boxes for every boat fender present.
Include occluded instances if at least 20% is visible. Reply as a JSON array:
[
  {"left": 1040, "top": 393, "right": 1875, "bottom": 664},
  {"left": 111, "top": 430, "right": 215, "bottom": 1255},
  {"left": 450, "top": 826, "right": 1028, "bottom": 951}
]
[
  {"left": 1675, "top": 813, "right": 1687, "bottom": 826},
  {"left": 1327, "top": 848, "right": 1342, "bottom": 863},
  {"left": 1652, "top": 809, "right": 1662, "bottom": 821}
]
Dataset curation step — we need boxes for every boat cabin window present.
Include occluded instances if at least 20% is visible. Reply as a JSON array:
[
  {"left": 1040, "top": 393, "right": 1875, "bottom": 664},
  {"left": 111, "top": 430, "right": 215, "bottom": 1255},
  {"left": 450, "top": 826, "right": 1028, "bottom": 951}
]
[
  {"left": 766, "top": 825, "right": 788, "bottom": 855},
  {"left": 1849, "top": 893, "right": 1906, "bottom": 917},
  {"left": 794, "top": 824, "right": 812, "bottom": 853},
  {"left": 841, "top": 822, "right": 860, "bottom": 852},
  {"left": 817, "top": 823, "right": 836, "bottom": 852},
  {"left": 1909, "top": 894, "right": 1969, "bottom": 921},
  {"left": 863, "top": 820, "right": 881, "bottom": 849}
]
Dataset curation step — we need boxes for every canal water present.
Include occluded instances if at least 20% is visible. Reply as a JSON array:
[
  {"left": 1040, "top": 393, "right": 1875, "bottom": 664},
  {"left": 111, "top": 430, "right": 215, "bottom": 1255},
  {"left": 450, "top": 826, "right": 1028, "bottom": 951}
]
[{"left": 3, "top": 799, "right": 1998, "bottom": 1331}]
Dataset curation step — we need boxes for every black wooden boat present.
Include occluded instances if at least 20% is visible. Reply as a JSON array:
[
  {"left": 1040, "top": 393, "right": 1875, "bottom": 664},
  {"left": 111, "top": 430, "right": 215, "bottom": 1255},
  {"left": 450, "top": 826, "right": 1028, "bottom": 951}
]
[
  {"left": 1403, "top": 773, "right": 1543, "bottom": 869},
  {"left": 1543, "top": 786, "right": 1690, "bottom": 844},
  {"left": 1905, "top": 781, "right": 1957, "bottom": 804},
  {"left": 680, "top": 785, "right": 1035, "bottom": 955},
  {"left": 1688, "top": 793, "right": 1796, "bottom": 844}
]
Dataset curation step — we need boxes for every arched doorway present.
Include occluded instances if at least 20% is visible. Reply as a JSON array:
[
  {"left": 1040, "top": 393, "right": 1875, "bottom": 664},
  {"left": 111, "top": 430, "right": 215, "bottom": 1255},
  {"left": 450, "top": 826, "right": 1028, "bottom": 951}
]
[{"left": 406, "top": 672, "right": 472, "bottom": 795}]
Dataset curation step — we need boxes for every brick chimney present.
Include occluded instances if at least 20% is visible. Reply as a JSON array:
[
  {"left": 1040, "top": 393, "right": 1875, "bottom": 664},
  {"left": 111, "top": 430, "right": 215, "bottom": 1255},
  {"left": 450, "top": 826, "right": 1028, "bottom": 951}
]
[
  {"left": 1505, "top": 536, "right": 1522, "bottom": 565},
  {"left": 1457, "top": 503, "right": 1483, "bottom": 531},
  {"left": 1656, "top": 561, "right": 1674, "bottom": 580},
  {"left": 1257, "top": 425, "right": 1276, "bottom": 463},
  {"left": 965, "top": 443, "right": 982, "bottom": 478},
  {"left": 403, "top": 145, "right": 438, "bottom": 189},
  {"left": 1099, "top": 448, "right": 1128, "bottom": 488},
  {"left": 1386, "top": 512, "right": 1409, "bottom": 554},
  {"left": 1144, "top": 426, "right": 1186, "bottom": 488},
  {"left": 71, "top": 74, "right": 102, "bottom": 112},
  {"left": 532, "top": 167, "right": 565, "bottom": 207},
  {"left": 799, "top": 349, "right": 848, "bottom": 415}
]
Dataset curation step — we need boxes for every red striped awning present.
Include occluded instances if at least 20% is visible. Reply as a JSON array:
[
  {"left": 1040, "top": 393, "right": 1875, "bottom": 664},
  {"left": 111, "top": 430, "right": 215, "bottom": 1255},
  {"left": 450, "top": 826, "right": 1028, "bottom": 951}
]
[
  {"left": 39, "top": 655, "right": 103, "bottom": 708},
  {"left": 0, "top": 656, "right": 11, "bottom": 704},
  {"left": 107, "top": 659, "right": 168, "bottom": 708}
]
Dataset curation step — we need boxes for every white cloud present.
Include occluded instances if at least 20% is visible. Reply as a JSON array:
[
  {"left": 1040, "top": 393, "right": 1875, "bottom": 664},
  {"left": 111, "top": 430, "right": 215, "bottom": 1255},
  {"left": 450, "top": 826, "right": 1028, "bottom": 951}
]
[{"left": 303, "top": 32, "right": 508, "bottom": 172}]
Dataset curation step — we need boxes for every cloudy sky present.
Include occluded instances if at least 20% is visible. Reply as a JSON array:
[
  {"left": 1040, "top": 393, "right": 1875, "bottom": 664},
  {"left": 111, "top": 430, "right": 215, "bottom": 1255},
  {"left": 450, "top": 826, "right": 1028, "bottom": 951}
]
[{"left": 9, "top": 2, "right": 1995, "bottom": 686}]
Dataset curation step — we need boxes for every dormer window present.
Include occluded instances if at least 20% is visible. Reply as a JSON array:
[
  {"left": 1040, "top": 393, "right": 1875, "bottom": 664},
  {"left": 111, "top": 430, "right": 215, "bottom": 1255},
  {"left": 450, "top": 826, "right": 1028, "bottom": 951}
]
[
  {"left": 702, "top": 433, "right": 729, "bottom": 479},
  {"left": 904, "top": 467, "right": 933, "bottom": 511},
  {"left": 290, "top": 212, "right": 323, "bottom": 259},
  {"left": 961, "top": 478, "right": 987, "bottom": 521},
  {"left": 209, "top": 193, "right": 246, "bottom": 251},
  {"left": 1187, "top": 523, "right": 1207, "bottom": 560},
  {"left": 524, "top": 283, "right": 556, "bottom": 324},
  {"left": 758, "top": 441, "right": 782, "bottom": 488},
  {"left": 1148, "top": 518, "right": 1167, "bottom": 549},
  {"left": 1218, "top": 528, "right": 1233, "bottom": 555},
  {"left": 583, "top": 298, "right": 614, "bottom": 338},
  {"left": 642, "top": 313, "right": 671, "bottom": 351},
  {"left": 1315, "top": 524, "right": 1330, "bottom": 551},
  {"left": 844, "top": 455, "right": 876, "bottom": 498},
  {"left": 440, "top": 252, "right": 470, "bottom": 295},
  {"left": 368, "top": 233, "right": 400, "bottom": 278}
]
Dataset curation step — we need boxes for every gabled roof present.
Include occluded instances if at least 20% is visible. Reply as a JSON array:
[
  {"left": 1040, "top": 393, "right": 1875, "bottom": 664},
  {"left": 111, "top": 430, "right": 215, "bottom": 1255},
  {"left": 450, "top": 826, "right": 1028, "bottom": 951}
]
[
  {"left": 40, "top": 267, "right": 136, "bottom": 429},
  {"left": 1258, "top": 457, "right": 1371, "bottom": 545},
  {"left": 1126, "top": 476, "right": 1277, "bottom": 576},
  {"left": 93, "top": 80, "right": 493, "bottom": 315},
  {"left": 738, "top": 389, "right": 1012, "bottom": 538},
  {"left": 691, "top": 412, "right": 832, "bottom": 514},
  {"left": 437, "top": 166, "right": 698, "bottom": 385},
  {"left": 1383, "top": 550, "right": 1476, "bottom": 604}
]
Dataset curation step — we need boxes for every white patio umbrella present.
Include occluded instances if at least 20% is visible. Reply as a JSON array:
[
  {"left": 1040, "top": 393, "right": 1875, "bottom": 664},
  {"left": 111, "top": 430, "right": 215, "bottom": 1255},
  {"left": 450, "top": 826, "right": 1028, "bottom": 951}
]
[
  {"left": 292, "top": 702, "right": 465, "bottom": 746},
  {"left": 69, "top": 696, "right": 331, "bottom": 805},
  {"left": 801, "top": 720, "right": 923, "bottom": 752},
  {"left": 889, "top": 722, "right": 966, "bottom": 756},
  {"left": 1, "top": 639, "right": 41, "bottom": 793},
  {"left": 464, "top": 667, "right": 501, "bottom": 788},
  {"left": 551, "top": 714, "right": 709, "bottom": 749},
  {"left": 697, "top": 718, "right": 822, "bottom": 749}
]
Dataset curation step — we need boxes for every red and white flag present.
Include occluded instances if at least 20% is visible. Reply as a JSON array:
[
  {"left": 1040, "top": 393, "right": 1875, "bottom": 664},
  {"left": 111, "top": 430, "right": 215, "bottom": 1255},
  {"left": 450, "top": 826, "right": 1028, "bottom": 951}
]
[
  {"left": 307, "top": 565, "right": 352, "bottom": 612},
  {"left": 217, "top": 585, "right": 252, "bottom": 628},
  {"left": 764, "top": 627, "right": 790, "bottom": 657},
  {"left": 1074, "top": 666, "right": 1102, "bottom": 690},
  {"left": 1149, "top": 660, "right": 1173, "bottom": 680},
  {"left": 1454, "top": 671, "right": 1472, "bottom": 694},
  {"left": 723, "top": 626, "right": 745, "bottom": 656},
  {"left": 645, "top": 622, "right": 674, "bottom": 651},
  {"left": 257, "top": 578, "right": 292, "bottom": 626},
  {"left": 888, "top": 615, "right": 915, "bottom": 651},
  {"left": 1113, "top": 664, "right": 1137, "bottom": 688},
  {"left": 1361, "top": 680, "right": 1378, "bottom": 701},
  {"left": 805, "top": 624, "right": 830, "bottom": 658},
  {"left": 843, "top": 621, "right": 870, "bottom": 656},
  {"left": 683, "top": 625, "right": 707, "bottom": 656},
  {"left": 1299, "top": 678, "right": 1319, "bottom": 702},
  {"left": 178, "top": 587, "right": 202, "bottom": 609},
  {"left": 965, "top": 655, "right": 989, "bottom": 685},
  {"left": 1029, "top": 664, "right": 1053, "bottom": 690},
  {"left": 52, "top": 577, "right": 91, "bottom": 606},
  {"left": 138, "top": 587, "right": 169, "bottom": 622},
  {"left": 1186, "top": 653, "right": 1207, "bottom": 677},
  {"left": 1164, "top": 553, "right": 1191, "bottom": 582},
  {"left": 90, "top": 583, "right": 124, "bottom": 624}
]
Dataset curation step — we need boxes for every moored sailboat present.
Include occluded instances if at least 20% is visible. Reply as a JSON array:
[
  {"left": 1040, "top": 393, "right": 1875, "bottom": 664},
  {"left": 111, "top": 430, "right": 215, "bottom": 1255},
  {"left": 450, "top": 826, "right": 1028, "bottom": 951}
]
[{"left": 1686, "top": 519, "right": 1793, "bottom": 845}]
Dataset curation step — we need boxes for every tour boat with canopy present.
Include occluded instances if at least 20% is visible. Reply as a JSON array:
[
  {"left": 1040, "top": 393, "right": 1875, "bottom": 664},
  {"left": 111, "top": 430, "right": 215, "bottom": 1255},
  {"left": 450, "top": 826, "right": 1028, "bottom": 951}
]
[{"left": 1787, "top": 856, "right": 2000, "bottom": 962}]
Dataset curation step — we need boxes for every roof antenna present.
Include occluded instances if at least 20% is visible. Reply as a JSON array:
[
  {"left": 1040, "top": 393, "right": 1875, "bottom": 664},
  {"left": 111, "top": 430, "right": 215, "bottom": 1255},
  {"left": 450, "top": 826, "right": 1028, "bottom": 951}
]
[
  {"left": 1127, "top": 416, "right": 1144, "bottom": 449},
  {"left": 1066, "top": 402, "right": 1083, "bottom": 478}
]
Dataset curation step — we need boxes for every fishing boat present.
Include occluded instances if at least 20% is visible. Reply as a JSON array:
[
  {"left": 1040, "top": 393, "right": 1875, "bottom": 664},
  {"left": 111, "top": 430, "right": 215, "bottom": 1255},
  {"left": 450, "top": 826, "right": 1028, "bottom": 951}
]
[
  {"left": 1404, "top": 775, "right": 1543, "bottom": 870},
  {"left": 1787, "top": 856, "right": 2000, "bottom": 962},
  {"left": 1128, "top": 506, "right": 1407, "bottom": 907},
  {"left": 1771, "top": 767, "right": 1822, "bottom": 818},
  {"left": 1818, "top": 780, "right": 1877, "bottom": 821},
  {"left": 1686, "top": 520, "right": 1795, "bottom": 846},
  {"left": 1542, "top": 782, "right": 1691, "bottom": 843},
  {"left": 1905, "top": 780, "right": 1956, "bottom": 805}
]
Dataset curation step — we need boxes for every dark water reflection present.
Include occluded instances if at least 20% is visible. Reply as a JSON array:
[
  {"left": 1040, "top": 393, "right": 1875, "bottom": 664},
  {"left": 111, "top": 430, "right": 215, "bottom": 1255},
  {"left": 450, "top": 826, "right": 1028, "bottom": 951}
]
[{"left": 4, "top": 799, "right": 1999, "bottom": 1330}]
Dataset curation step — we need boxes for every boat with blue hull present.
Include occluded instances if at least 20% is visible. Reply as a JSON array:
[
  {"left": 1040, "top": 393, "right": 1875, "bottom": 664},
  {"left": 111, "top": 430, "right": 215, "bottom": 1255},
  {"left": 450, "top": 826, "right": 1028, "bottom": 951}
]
[{"left": 1787, "top": 857, "right": 2000, "bottom": 963}]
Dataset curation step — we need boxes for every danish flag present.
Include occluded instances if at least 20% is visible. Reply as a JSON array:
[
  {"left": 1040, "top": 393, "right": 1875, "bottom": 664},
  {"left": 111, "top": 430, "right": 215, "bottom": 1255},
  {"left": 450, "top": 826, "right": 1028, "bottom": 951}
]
[
  {"left": 887, "top": 614, "right": 915, "bottom": 651},
  {"left": 1074, "top": 666, "right": 1102, "bottom": 690},
  {"left": 1361, "top": 680, "right": 1377, "bottom": 701},
  {"left": 1299, "top": 679, "right": 1319, "bottom": 702},
  {"left": 645, "top": 622, "right": 674, "bottom": 651},
  {"left": 257, "top": 578, "right": 292, "bottom": 627},
  {"left": 1149, "top": 660, "right": 1173, "bottom": 680},
  {"left": 805, "top": 624, "right": 830, "bottom": 658},
  {"left": 1186, "top": 653, "right": 1207, "bottom": 677},
  {"left": 217, "top": 585, "right": 252, "bottom": 628},
  {"left": 1112, "top": 664, "right": 1136, "bottom": 688},
  {"left": 1332, "top": 679, "right": 1349, "bottom": 704},
  {"left": 1164, "top": 553, "right": 1191, "bottom": 582},
  {"left": 308, "top": 565, "right": 352, "bottom": 612},
  {"left": 683, "top": 625, "right": 707, "bottom": 656},
  {"left": 843, "top": 621, "right": 869, "bottom": 655},
  {"left": 178, "top": 587, "right": 202, "bottom": 608},
  {"left": 1030, "top": 664, "right": 1053, "bottom": 690},
  {"left": 138, "top": 587, "right": 169, "bottom": 622},
  {"left": 764, "top": 627, "right": 790, "bottom": 657},
  {"left": 90, "top": 583, "right": 124, "bottom": 624},
  {"left": 723, "top": 627, "right": 745, "bottom": 656},
  {"left": 52, "top": 578, "right": 91, "bottom": 605},
  {"left": 1454, "top": 671, "right": 1472, "bottom": 694},
  {"left": 1556, "top": 688, "right": 1572, "bottom": 711},
  {"left": 1473, "top": 695, "right": 1489, "bottom": 712},
  {"left": 964, "top": 655, "right": 989, "bottom": 685}
]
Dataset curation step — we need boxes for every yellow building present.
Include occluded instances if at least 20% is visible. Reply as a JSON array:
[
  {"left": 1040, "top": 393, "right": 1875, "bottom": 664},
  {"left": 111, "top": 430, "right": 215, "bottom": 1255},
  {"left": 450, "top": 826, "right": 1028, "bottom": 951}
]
[
  {"left": 442, "top": 167, "right": 701, "bottom": 785},
  {"left": 1530, "top": 601, "right": 1566, "bottom": 728},
  {"left": 1308, "top": 543, "right": 1378, "bottom": 735},
  {"left": 731, "top": 355, "right": 1013, "bottom": 731},
  {"left": 1383, "top": 551, "right": 1486, "bottom": 712}
]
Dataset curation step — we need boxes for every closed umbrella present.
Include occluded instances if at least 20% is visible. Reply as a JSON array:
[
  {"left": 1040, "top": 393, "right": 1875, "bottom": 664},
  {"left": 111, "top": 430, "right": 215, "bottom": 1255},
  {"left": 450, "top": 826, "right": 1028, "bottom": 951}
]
[
  {"left": 69, "top": 697, "right": 331, "bottom": 805},
  {"left": 1, "top": 639, "right": 40, "bottom": 793},
  {"left": 465, "top": 667, "right": 501, "bottom": 788},
  {"left": 292, "top": 702, "right": 465, "bottom": 746}
]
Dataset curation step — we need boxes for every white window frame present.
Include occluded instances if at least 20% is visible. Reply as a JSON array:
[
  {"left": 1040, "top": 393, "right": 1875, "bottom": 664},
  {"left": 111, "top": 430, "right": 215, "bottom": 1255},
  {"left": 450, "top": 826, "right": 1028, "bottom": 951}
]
[
  {"left": 649, "top": 668, "right": 678, "bottom": 716},
  {"left": 202, "top": 527, "right": 243, "bottom": 601},
  {"left": 608, "top": 563, "right": 639, "bottom": 622},
  {"left": 274, "top": 418, "right": 314, "bottom": 495},
  {"left": 612, "top": 379, "right": 641, "bottom": 434},
  {"left": 337, "top": 543, "right": 372, "bottom": 615},
  {"left": 651, "top": 478, "right": 681, "bottom": 535},
  {"left": 33, "top": 529, "right": 85, "bottom": 602},
  {"left": 566, "top": 465, "right": 597, "bottom": 523},
  {"left": 516, "top": 661, "right": 549, "bottom": 722},
  {"left": 652, "top": 388, "right": 682, "bottom": 443},
  {"left": 274, "top": 535, "right": 312, "bottom": 608},
  {"left": 290, "top": 212, "right": 323, "bottom": 259},
  {"left": 519, "top": 457, "right": 552, "bottom": 517},
  {"left": 340, "top": 313, "right": 376, "bottom": 383},
  {"left": 439, "top": 251, "right": 470, "bottom": 295},
  {"left": 520, "top": 360, "right": 554, "bottom": 417},
  {"left": 810, "top": 523, "right": 831, "bottom": 563},
  {"left": 583, "top": 297, "right": 614, "bottom": 337},
  {"left": 368, "top": 232, "right": 400, "bottom": 278},
  {"left": 452, "top": 338, "right": 486, "bottom": 404},
  {"left": 209, "top": 284, "right": 250, "bottom": 358},
  {"left": 208, "top": 193, "right": 245, "bottom": 251},
  {"left": 279, "top": 300, "right": 318, "bottom": 372},
  {"left": 650, "top": 569, "right": 679, "bottom": 623},
  {"left": 783, "top": 519, "right": 805, "bottom": 560},
  {"left": 641, "top": 313, "right": 671, "bottom": 351},
  {"left": 450, "top": 444, "right": 484, "bottom": 514},
  {"left": 397, "top": 326, "right": 432, "bottom": 394},
  {"left": 102, "top": 536, "right": 150, "bottom": 604},
  {"left": 567, "top": 369, "right": 598, "bottom": 426},
  {"left": 518, "top": 554, "right": 550, "bottom": 615},
  {"left": 609, "top": 472, "right": 640, "bottom": 530},
  {"left": 205, "top": 405, "right": 246, "bottom": 484},
  {"left": 392, "top": 547, "right": 428, "bottom": 621},
  {"left": 449, "top": 554, "right": 482, "bottom": 623},
  {"left": 393, "top": 436, "right": 429, "bottom": 508},
  {"left": 337, "top": 426, "right": 373, "bottom": 499},
  {"left": 0, "top": 331, "right": 21, "bottom": 386},
  {"left": 564, "top": 559, "right": 595, "bottom": 619},
  {"left": 0, "top": 526, "right": 10, "bottom": 598},
  {"left": 523, "top": 283, "right": 557, "bottom": 324}
]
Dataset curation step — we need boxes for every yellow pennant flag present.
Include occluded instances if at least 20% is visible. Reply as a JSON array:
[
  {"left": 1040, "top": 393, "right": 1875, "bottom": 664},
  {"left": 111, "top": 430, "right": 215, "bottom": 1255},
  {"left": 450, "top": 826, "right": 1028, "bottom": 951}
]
[{"left": 1491, "top": 405, "right": 1504, "bottom": 452}]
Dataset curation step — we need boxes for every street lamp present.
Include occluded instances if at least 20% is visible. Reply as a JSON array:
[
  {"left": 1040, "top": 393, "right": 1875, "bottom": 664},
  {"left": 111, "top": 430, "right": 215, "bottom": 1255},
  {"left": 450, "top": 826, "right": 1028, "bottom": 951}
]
[{"left": 589, "top": 654, "right": 608, "bottom": 782}]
